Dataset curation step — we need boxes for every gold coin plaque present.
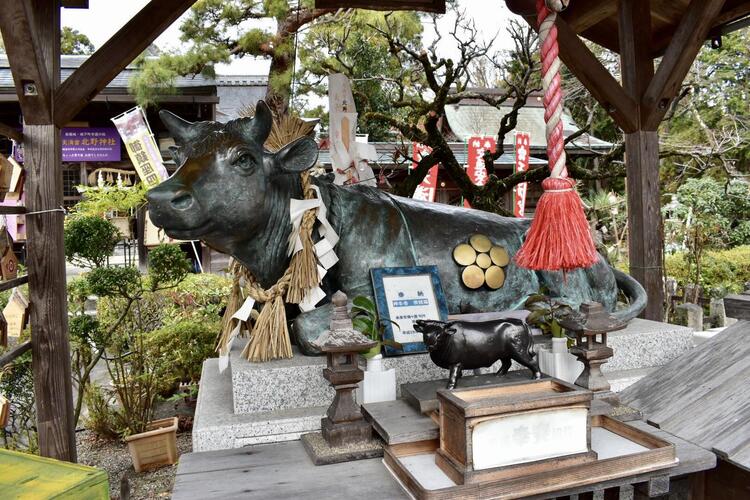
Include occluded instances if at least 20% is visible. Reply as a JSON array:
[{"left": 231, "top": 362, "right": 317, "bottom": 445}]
[
  {"left": 453, "top": 234, "right": 510, "bottom": 291},
  {"left": 453, "top": 244, "right": 477, "bottom": 266},
  {"left": 476, "top": 253, "right": 492, "bottom": 269},
  {"left": 469, "top": 233, "right": 492, "bottom": 253},
  {"left": 462, "top": 265, "right": 485, "bottom": 289},
  {"left": 485, "top": 266, "right": 505, "bottom": 289},
  {"left": 490, "top": 246, "right": 510, "bottom": 267}
]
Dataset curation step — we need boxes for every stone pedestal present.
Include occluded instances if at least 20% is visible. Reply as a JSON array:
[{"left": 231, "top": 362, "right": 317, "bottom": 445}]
[
  {"left": 675, "top": 303, "right": 703, "bottom": 332},
  {"left": 571, "top": 342, "right": 614, "bottom": 392},
  {"left": 193, "top": 319, "right": 695, "bottom": 452}
]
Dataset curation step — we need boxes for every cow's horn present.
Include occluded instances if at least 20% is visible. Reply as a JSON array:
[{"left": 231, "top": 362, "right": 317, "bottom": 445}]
[
  {"left": 159, "top": 110, "right": 199, "bottom": 145},
  {"left": 243, "top": 100, "right": 273, "bottom": 145}
]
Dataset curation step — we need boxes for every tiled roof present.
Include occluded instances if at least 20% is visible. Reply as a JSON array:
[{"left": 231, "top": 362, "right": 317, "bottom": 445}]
[
  {"left": 444, "top": 102, "right": 613, "bottom": 151},
  {"left": 0, "top": 54, "right": 215, "bottom": 92},
  {"left": 316, "top": 141, "right": 546, "bottom": 168}
]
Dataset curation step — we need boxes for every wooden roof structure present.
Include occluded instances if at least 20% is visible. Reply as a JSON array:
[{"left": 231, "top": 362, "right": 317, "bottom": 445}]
[
  {"left": 509, "top": 0, "right": 750, "bottom": 57},
  {"left": 620, "top": 320, "right": 750, "bottom": 472}
]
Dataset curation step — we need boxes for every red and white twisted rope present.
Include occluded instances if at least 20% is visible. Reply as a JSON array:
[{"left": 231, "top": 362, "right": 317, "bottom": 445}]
[{"left": 537, "top": 0, "right": 570, "bottom": 185}]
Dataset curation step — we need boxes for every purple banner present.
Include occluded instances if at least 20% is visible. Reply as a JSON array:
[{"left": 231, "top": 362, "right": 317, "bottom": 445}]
[{"left": 61, "top": 127, "right": 121, "bottom": 162}]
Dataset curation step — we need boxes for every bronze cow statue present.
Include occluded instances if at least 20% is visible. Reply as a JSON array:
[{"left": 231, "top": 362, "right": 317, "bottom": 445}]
[{"left": 147, "top": 101, "right": 646, "bottom": 355}]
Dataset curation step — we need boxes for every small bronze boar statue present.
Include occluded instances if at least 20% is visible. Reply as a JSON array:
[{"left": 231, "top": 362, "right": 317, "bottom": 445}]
[{"left": 414, "top": 318, "right": 541, "bottom": 390}]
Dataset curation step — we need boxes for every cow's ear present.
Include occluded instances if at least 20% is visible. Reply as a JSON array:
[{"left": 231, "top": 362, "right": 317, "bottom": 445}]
[
  {"left": 446, "top": 326, "right": 457, "bottom": 336},
  {"left": 274, "top": 137, "right": 319, "bottom": 174}
]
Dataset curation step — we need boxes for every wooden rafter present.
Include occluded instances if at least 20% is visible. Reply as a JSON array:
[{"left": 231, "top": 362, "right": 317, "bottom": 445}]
[
  {"left": 555, "top": 17, "right": 638, "bottom": 133},
  {"left": 642, "top": 0, "right": 727, "bottom": 130},
  {"left": 0, "top": 1, "right": 52, "bottom": 124},
  {"left": 0, "top": 122, "right": 23, "bottom": 143},
  {"left": 54, "top": 0, "right": 198, "bottom": 127},
  {"left": 561, "top": 0, "right": 618, "bottom": 32}
]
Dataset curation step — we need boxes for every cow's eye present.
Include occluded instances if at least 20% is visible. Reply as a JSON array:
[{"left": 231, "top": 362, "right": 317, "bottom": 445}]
[{"left": 233, "top": 150, "right": 255, "bottom": 171}]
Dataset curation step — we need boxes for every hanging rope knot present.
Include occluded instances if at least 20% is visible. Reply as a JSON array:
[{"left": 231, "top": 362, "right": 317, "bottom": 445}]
[
  {"left": 541, "top": 177, "right": 576, "bottom": 193},
  {"left": 515, "top": 0, "right": 598, "bottom": 272}
]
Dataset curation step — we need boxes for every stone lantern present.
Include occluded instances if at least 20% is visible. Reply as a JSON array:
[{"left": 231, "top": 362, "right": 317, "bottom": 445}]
[
  {"left": 559, "top": 301, "right": 626, "bottom": 393},
  {"left": 301, "top": 291, "right": 381, "bottom": 465}
]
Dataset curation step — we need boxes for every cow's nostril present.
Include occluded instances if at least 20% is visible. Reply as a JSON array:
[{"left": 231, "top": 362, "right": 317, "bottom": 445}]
[{"left": 171, "top": 192, "right": 194, "bottom": 210}]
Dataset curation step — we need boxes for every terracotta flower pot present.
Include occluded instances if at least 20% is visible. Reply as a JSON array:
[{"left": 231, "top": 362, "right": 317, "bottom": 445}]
[{"left": 124, "top": 417, "right": 178, "bottom": 472}]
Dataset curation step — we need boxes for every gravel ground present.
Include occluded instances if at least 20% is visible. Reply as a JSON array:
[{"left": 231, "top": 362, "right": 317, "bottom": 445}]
[{"left": 77, "top": 430, "right": 192, "bottom": 500}]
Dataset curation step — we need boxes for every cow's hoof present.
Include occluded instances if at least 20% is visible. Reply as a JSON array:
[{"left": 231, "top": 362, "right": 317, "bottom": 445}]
[{"left": 534, "top": 371, "right": 542, "bottom": 379}]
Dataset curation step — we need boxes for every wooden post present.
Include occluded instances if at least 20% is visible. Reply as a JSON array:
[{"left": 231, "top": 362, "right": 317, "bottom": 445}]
[
  {"left": 25, "top": 1, "right": 77, "bottom": 462},
  {"left": 619, "top": 0, "right": 665, "bottom": 321},
  {"left": 623, "top": 132, "right": 664, "bottom": 320}
]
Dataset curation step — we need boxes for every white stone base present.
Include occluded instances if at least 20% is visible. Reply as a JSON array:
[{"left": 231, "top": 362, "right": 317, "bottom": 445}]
[{"left": 193, "top": 319, "right": 693, "bottom": 452}]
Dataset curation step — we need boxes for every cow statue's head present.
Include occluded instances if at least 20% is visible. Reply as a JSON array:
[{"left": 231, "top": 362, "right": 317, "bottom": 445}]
[
  {"left": 147, "top": 101, "right": 318, "bottom": 276},
  {"left": 413, "top": 319, "right": 457, "bottom": 352}
]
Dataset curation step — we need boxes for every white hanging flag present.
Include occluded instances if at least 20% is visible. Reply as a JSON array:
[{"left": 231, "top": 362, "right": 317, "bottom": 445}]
[
  {"left": 328, "top": 73, "right": 376, "bottom": 187},
  {"left": 112, "top": 106, "right": 168, "bottom": 188}
]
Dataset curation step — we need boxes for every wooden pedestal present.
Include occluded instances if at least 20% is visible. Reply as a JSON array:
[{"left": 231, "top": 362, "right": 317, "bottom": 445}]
[{"left": 436, "top": 379, "right": 594, "bottom": 485}]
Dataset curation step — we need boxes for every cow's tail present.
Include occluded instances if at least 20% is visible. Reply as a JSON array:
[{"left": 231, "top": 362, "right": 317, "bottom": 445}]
[{"left": 612, "top": 268, "right": 648, "bottom": 322}]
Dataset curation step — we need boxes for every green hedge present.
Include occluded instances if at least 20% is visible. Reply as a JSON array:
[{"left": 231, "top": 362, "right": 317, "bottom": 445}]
[{"left": 665, "top": 245, "right": 750, "bottom": 297}]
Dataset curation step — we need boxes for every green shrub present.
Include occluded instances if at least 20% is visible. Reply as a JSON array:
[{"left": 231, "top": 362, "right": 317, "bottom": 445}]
[
  {"left": 166, "top": 273, "right": 232, "bottom": 323},
  {"left": 147, "top": 244, "right": 191, "bottom": 291},
  {"left": 82, "top": 384, "right": 120, "bottom": 440},
  {"left": 146, "top": 320, "right": 219, "bottom": 392},
  {"left": 64, "top": 216, "right": 121, "bottom": 268},
  {"left": 665, "top": 245, "right": 750, "bottom": 297},
  {"left": 0, "top": 352, "right": 37, "bottom": 452}
]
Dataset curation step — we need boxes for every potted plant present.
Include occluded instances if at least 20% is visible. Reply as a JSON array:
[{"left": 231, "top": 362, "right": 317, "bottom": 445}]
[
  {"left": 524, "top": 291, "right": 584, "bottom": 383},
  {"left": 351, "top": 296, "right": 401, "bottom": 403},
  {"left": 84, "top": 243, "right": 191, "bottom": 471}
]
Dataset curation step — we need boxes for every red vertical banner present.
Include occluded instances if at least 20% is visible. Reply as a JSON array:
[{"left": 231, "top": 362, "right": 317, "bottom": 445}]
[
  {"left": 464, "top": 136, "right": 496, "bottom": 207},
  {"left": 513, "top": 132, "right": 531, "bottom": 217},
  {"left": 411, "top": 143, "right": 437, "bottom": 202}
]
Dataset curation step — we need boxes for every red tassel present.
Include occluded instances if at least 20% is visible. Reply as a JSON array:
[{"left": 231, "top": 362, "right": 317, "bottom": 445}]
[{"left": 514, "top": 177, "right": 598, "bottom": 272}]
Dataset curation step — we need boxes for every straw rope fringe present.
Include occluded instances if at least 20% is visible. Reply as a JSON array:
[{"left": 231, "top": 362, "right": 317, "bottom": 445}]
[{"left": 217, "top": 171, "right": 320, "bottom": 362}]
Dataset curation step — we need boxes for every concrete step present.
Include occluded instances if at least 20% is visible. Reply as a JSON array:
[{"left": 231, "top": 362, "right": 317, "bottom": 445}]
[{"left": 608, "top": 367, "right": 656, "bottom": 393}]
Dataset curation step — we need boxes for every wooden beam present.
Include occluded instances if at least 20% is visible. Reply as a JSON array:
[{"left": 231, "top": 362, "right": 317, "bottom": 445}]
[
  {"left": 0, "top": 1, "right": 52, "bottom": 124},
  {"left": 642, "top": 0, "right": 726, "bottom": 130},
  {"left": 619, "top": 0, "right": 654, "bottom": 125},
  {"left": 624, "top": 131, "right": 664, "bottom": 320},
  {"left": 561, "top": 0, "right": 618, "bottom": 32},
  {"left": 25, "top": 0, "right": 77, "bottom": 462},
  {"left": 54, "top": 0, "right": 198, "bottom": 127},
  {"left": 713, "top": 2, "right": 750, "bottom": 27},
  {"left": 555, "top": 17, "right": 638, "bottom": 133},
  {"left": 0, "top": 340, "right": 31, "bottom": 368},
  {"left": 0, "top": 122, "right": 22, "bottom": 143}
]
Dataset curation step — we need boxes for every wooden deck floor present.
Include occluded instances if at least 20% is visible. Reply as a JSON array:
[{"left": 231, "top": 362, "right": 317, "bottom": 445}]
[
  {"left": 173, "top": 418, "right": 716, "bottom": 499},
  {"left": 172, "top": 439, "right": 406, "bottom": 499}
]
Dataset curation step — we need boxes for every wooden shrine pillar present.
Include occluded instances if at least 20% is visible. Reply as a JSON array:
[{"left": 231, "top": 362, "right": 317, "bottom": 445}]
[
  {"left": 24, "top": 1, "right": 77, "bottom": 461},
  {"left": 618, "top": 0, "right": 664, "bottom": 321},
  {"left": 623, "top": 131, "right": 663, "bottom": 320}
]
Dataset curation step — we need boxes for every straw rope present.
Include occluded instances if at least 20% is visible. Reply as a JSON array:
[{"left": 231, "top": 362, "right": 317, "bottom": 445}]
[{"left": 218, "top": 171, "right": 320, "bottom": 362}]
